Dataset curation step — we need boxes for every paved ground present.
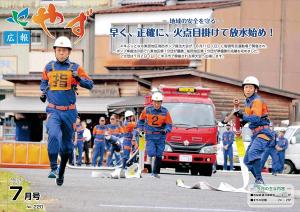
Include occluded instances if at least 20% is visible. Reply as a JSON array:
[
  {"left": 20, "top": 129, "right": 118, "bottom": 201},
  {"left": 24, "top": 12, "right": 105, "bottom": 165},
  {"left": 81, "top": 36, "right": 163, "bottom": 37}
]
[{"left": 2, "top": 168, "right": 300, "bottom": 212}]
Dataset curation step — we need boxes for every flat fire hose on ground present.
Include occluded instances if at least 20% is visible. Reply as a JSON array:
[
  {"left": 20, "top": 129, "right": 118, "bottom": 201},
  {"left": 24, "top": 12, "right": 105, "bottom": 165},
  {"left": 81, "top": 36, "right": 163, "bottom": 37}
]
[
  {"left": 90, "top": 154, "right": 142, "bottom": 179},
  {"left": 90, "top": 132, "right": 146, "bottom": 179},
  {"left": 92, "top": 163, "right": 141, "bottom": 179},
  {"left": 176, "top": 134, "right": 249, "bottom": 193},
  {"left": 177, "top": 100, "right": 250, "bottom": 193},
  {"left": 67, "top": 149, "right": 139, "bottom": 170}
]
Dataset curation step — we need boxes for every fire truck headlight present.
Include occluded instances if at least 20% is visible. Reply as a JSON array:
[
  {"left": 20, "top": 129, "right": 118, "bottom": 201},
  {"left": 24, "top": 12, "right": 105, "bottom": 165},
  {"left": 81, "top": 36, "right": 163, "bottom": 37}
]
[
  {"left": 199, "top": 145, "right": 217, "bottom": 154},
  {"left": 164, "top": 144, "right": 173, "bottom": 152}
]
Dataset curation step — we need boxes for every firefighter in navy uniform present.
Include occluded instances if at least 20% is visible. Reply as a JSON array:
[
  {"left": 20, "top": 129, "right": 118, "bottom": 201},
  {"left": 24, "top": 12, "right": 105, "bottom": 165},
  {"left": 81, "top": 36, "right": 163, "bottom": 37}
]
[
  {"left": 75, "top": 117, "right": 84, "bottom": 166},
  {"left": 92, "top": 117, "right": 107, "bottom": 167},
  {"left": 40, "top": 36, "right": 93, "bottom": 186},
  {"left": 276, "top": 129, "right": 288, "bottom": 173},
  {"left": 233, "top": 76, "right": 273, "bottom": 184},
  {"left": 122, "top": 110, "right": 136, "bottom": 169},
  {"left": 104, "top": 131, "right": 122, "bottom": 165},
  {"left": 260, "top": 122, "right": 280, "bottom": 175},
  {"left": 138, "top": 92, "right": 172, "bottom": 178},
  {"left": 106, "top": 114, "right": 123, "bottom": 167},
  {"left": 222, "top": 123, "right": 235, "bottom": 171}
]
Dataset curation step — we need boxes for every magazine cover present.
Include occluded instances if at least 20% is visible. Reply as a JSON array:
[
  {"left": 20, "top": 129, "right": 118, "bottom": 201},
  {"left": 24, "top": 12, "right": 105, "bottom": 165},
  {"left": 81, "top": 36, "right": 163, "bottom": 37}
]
[{"left": 0, "top": 0, "right": 299, "bottom": 211}]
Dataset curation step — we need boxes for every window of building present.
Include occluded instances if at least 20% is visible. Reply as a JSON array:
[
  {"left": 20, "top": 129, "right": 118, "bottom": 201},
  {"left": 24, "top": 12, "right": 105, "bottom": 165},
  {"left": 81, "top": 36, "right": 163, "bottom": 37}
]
[{"left": 31, "top": 31, "right": 42, "bottom": 44}]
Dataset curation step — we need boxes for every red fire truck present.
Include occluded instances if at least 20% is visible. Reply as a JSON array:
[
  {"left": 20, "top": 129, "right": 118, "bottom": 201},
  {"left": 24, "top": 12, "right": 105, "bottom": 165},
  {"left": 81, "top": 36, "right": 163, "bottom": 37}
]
[{"left": 143, "top": 86, "right": 218, "bottom": 176}]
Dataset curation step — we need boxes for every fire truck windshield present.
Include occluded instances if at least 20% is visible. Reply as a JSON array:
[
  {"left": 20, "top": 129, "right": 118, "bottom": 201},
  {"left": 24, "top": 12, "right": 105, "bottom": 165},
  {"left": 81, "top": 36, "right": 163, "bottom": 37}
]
[{"left": 163, "top": 102, "right": 215, "bottom": 127}]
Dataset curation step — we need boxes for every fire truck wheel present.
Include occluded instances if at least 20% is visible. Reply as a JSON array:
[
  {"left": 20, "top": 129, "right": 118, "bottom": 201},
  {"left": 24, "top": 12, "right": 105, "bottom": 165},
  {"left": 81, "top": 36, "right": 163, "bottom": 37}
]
[
  {"left": 199, "top": 164, "right": 213, "bottom": 176},
  {"left": 190, "top": 166, "right": 199, "bottom": 176}
]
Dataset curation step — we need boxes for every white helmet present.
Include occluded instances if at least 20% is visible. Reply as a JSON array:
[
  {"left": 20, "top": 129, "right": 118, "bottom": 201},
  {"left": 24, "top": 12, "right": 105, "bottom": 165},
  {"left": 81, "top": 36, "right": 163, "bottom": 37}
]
[
  {"left": 242, "top": 76, "right": 259, "bottom": 88},
  {"left": 151, "top": 87, "right": 159, "bottom": 93},
  {"left": 125, "top": 110, "right": 134, "bottom": 118},
  {"left": 152, "top": 92, "right": 164, "bottom": 101},
  {"left": 53, "top": 36, "right": 72, "bottom": 49}
]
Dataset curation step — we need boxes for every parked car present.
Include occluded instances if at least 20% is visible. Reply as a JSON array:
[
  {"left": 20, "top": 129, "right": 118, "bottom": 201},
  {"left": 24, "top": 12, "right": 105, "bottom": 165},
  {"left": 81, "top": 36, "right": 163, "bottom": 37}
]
[{"left": 282, "top": 125, "right": 300, "bottom": 174}]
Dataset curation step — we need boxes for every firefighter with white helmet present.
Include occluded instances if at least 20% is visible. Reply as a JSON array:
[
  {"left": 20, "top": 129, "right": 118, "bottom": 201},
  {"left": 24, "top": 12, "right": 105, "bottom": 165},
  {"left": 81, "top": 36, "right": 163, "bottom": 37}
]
[
  {"left": 40, "top": 36, "right": 93, "bottom": 186},
  {"left": 53, "top": 36, "right": 72, "bottom": 50},
  {"left": 125, "top": 110, "right": 134, "bottom": 118},
  {"left": 138, "top": 91, "right": 173, "bottom": 178},
  {"left": 151, "top": 87, "right": 159, "bottom": 93},
  {"left": 233, "top": 76, "right": 273, "bottom": 184},
  {"left": 242, "top": 76, "right": 259, "bottom": 89}
]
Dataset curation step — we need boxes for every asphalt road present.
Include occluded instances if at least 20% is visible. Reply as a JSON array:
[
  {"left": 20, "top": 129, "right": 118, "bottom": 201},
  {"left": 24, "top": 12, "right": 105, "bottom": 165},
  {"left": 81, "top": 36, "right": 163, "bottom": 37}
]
[{"left": 2, "top": 168, "right": 300, "bottom": 212}]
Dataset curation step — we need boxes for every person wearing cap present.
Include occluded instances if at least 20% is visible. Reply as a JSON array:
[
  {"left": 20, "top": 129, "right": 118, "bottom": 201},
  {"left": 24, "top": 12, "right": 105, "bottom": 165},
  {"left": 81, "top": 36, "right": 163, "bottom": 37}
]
[
  {"left": 40, "top": 36, "right": 93, "bottom": 186},
  {"left": 138, "top": 91, "right": 173, "bottom": 178},
  {"left": 122, "top": 110, "right": 137, "bottom": 169},
  {"left": 222, "top": 123, "right": 235, "bottom": 171},
  {"left": 233, "top": 76, "right": 273, "bottom": 184},
  {"left": 92, "top": 117, "right": 107, "bottom": 167},
  {"left": 74, "top": 117, "right": 84, "bottom": 166},
  {"left": 275, "top": 129, "right": 288, "bottom": 173},
  {"left": 106, "top": 114, "right": 124, "bottom": 167},
  {"left": 260, "top": 122, "right": 280, "bottom": 175}
]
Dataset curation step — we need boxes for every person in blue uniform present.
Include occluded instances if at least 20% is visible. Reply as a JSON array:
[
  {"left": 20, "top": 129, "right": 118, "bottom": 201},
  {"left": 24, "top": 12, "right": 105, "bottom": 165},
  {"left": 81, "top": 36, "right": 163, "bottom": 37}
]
[
  {"left": 106, "top": 114, "right": 123, "bottom": 167},
  {"left": 222, "top": 123, "right": 235, "bottom": 171},
  {"left": 138, "top": 92, "right": 172, "bottom": 178},
  {"left": 104, "top": 131, "right": 122, "bottom": 166},
  {"left": 122, "top": 110, "right": 136, "bottom": 169},
  {"left": 233, "top": 76, "right": 273, "bottom": 184},
  {"left": 275, "top": 129, "right": 288, "bottom": 173},
  {"left": 40, "top": 36, "right": 93, "bottom": 186},
  {"left": 260, "top": 123, "right": 280, "bottom": 175},
  {"left": 75, "top": 117, "right": 84, "bottom": 166},
  {"left": 92, "top": 117, "right": 107, "bottom": 167}
]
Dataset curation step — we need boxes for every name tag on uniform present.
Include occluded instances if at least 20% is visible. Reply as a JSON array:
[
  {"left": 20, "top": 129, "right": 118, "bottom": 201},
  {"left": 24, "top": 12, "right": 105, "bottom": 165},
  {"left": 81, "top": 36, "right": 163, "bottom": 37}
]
[{"left": 49, "top": 70, "right": 72, "bottom": 91}]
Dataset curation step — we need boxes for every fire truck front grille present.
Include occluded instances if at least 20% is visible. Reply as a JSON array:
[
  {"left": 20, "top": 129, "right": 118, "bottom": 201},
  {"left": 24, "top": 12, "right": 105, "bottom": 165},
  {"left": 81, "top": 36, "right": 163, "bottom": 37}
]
[{"left": 168, "top": 142, "right": 206, "bottom": 153}]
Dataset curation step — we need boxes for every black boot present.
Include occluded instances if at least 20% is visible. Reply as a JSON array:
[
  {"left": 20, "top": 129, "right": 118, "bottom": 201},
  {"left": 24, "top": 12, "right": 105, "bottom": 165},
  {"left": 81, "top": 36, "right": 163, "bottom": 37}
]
[
  {"left": 68, "top": 151, "right": 74, "bottom": 166},
  {"left": 122, "top": 158, "right": 127, "bottom": 169},
  {"left": 153, "top": 157, "right": 162, "bottom": 176},
  {"left": 56, "top": 153, "right": 69, "bottom": 186}
]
